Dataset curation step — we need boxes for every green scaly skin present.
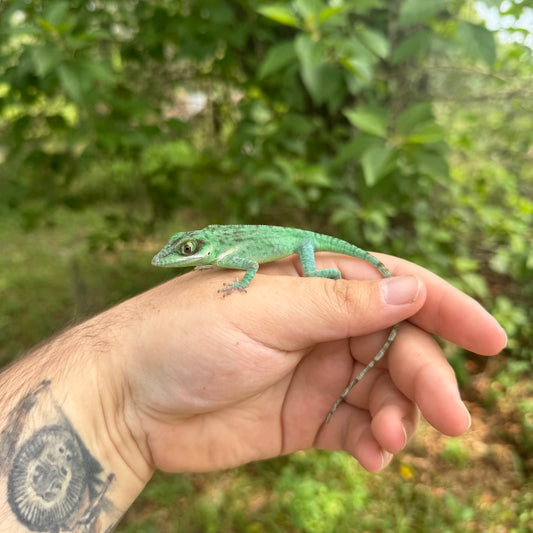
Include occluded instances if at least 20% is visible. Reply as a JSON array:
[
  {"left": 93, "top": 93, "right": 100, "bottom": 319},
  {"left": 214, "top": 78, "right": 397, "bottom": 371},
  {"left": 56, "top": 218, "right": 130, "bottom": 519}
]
[{"left": 152, "top": 225, "right": 399, "bottom": 423}]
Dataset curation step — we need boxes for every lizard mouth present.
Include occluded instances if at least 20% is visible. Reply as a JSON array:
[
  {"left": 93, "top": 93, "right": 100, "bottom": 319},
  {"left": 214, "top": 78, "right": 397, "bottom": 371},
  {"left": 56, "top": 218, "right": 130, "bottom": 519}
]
[{"left": 151, "top": 249, "right": 170, "bottom": 266}]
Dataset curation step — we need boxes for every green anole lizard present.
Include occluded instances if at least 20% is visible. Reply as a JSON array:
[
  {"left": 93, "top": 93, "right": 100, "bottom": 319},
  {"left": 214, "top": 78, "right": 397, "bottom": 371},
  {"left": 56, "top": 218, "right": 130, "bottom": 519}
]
[{"left": 152, "top": 224, "right": 398, "bottom": 423}]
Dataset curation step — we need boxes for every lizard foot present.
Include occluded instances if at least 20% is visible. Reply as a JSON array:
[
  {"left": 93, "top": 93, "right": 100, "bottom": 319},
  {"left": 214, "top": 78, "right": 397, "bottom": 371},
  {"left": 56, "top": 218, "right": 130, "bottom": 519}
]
[{"left": 218, "top": 279, "right": 248, "bottom": 297}]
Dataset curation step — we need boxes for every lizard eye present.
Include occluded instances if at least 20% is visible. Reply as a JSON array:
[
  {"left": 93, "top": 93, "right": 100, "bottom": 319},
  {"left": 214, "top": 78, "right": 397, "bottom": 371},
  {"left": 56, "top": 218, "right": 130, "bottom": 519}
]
[{"left": 179, "top": 240, "right": 197, "bottom": 255}]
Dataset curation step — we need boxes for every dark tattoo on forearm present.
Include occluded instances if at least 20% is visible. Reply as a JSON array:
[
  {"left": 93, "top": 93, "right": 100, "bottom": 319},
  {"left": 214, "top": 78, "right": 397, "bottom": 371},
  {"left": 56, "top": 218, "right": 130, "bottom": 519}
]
[{"left": 0, "top": 380, "right": 117, "bottom": 532}]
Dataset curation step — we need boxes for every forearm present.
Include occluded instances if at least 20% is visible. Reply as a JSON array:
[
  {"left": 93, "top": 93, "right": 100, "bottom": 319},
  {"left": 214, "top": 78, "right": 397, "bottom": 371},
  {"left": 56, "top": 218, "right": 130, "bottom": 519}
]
[{"left": 0, "top": 312, "right": 152, "bottom": 532}]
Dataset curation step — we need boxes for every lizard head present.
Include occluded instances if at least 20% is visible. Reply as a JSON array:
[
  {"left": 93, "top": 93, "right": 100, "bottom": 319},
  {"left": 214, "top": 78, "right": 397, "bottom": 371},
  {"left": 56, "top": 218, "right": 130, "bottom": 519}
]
[{"left": 151, "top": 230, "right": 214, "bottom": 267}]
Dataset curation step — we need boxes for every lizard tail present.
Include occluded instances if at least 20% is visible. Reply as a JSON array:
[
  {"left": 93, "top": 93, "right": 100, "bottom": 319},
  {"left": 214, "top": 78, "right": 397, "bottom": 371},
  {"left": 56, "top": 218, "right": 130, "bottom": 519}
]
[{"left": 326, "top": 323, "right": 399, "bottom": 424}]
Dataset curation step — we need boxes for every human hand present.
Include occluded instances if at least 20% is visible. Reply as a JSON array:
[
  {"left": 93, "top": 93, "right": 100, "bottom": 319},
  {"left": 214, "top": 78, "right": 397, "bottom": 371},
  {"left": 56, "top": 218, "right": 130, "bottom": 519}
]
[{"left": 111, "top": 255, "right": 505, "bottom": 476}]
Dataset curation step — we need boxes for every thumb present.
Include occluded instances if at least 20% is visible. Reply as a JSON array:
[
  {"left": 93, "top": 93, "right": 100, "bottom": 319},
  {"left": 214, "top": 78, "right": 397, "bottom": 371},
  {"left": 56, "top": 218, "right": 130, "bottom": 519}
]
[{"left": 241, "top": 274, "right": 426, "bottom": 350}]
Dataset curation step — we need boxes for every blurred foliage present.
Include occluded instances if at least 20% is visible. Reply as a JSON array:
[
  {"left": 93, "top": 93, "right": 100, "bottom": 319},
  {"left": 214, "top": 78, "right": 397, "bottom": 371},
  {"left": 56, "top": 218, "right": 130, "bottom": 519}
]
[{"left": 1, "top": 0, "right": 532, "bottom": 363}]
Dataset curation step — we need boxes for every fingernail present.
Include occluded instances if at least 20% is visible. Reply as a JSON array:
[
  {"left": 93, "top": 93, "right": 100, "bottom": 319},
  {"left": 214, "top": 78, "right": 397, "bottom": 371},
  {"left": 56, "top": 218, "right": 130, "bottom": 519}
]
[
  {"left": 381, "top": 276, "right": 421, "bottom": 305},
  {"left": 381, "top": 450, "right": 393, "bottom": 470},
  {"left": 462, "top": 401, "right": 472, "bottom": 430},
  {"left": 400, "top": 421, "right": 409, "bottom": 449}
]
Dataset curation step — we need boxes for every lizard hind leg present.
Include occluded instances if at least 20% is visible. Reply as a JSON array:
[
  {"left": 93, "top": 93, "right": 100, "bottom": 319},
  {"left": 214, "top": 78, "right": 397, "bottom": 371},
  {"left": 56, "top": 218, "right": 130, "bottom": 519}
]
[{"left": 298, "top": 241, "right": 342, "bottom": 280}]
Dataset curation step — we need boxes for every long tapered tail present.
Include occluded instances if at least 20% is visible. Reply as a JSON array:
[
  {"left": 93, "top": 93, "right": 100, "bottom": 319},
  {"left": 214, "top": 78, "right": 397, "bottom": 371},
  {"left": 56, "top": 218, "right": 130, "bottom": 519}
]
[
  {"left": 326, "top": 323, "right": 399, "bottom": 424},
  {"left": 310, "top": 231, "right": 398, "bottom": 423}
]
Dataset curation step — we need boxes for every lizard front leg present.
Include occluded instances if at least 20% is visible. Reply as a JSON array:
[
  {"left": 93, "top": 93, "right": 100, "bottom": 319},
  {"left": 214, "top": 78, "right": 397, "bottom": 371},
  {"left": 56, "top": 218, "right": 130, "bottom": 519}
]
[
  {"left": 298, "top": 241, "right": 342, "bottom": 280},
  {"left": 217, "top": 256, "right": 259, "bottom": 296}
]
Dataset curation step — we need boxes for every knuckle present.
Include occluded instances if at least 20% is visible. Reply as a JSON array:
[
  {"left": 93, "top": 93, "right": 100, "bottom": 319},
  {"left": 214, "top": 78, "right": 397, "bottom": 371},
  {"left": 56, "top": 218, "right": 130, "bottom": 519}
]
[{"left": 323, "top": 278, "right": 363, "bottom": 316}]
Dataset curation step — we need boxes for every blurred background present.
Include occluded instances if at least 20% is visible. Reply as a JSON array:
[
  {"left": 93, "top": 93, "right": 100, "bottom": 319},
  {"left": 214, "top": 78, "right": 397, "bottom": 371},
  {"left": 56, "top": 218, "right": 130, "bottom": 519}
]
[{"left": 0, "top": 0, "right": 532, "bottom": 531}]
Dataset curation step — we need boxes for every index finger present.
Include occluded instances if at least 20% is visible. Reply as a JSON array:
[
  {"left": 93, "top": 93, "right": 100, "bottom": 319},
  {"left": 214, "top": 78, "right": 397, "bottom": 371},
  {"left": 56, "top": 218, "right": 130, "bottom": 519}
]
[
  {"left": 322, "top": 253, "right": 507, "bottom": 356},
  {"left": 379, "top": 255, "right": 507, "bottom": 355}
]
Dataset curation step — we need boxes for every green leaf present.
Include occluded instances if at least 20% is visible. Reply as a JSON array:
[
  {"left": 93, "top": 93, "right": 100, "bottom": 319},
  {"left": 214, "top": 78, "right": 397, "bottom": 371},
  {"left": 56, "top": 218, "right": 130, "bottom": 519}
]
[
  {"left": 57, "top": 63, "right": 84, "bottom": 102},
  {"left": 462, "top": 272, "right": 489, "bottom": 298},
  {"left": 82, "top": 59, "right": 115, "bottom": 84},
  {"left": 340, "top": 57, "right": 372, "bottom": 84},
  {"left": 318, "top": 5, "right": 347, "bottom": 24},
  {"left": 338, "top": 36, "right": 376, "bottom": 87},
  {"left": 406, "top": 122, "right": 445, "bottom": 144},
  {"left": 37, "top": 18, "right": 56, "bottom": 34},
  {"left": 344, "top": 105, "right": 388, "bottom": 137},
  {"left": 334, "top": 135, "right": 380, "bottom": 166},
  {"left": 38, "top": 2, "right": 75, "bottom": 35},
  {"left": 294, "top": 34, "right": 325, "bottom": 70},
  {"left": 30, "top": 44, "right": 63, "bottom": 78},
  {"left": 456, "top": 21, "right": 496, "bottom": 67},
  {"left": 391, "top": 30, "right": 432, "bottom": 64},
  {"left": 294, "top": 0, "right": 323, "bottom": 17},
  {"left": 357, "top": 27, "right": 390, "bottom": 59},
  {"left": 413, "top": 150, "right": 449, "bottom": 181},
  {"left": 313, "top": 63, "right": 344, "bottom": 107},
  {"left": 258, "top": 41, "right": 296, "bottom": 79},
  {"left": 256, "top": 4, "right": 300, "bottom": 28},
  {"left": 295, "top": 34, "right": 339, "bottom": 104},
  {"left": 330, "top": 201, "right": 361, "bottom": 227},
  {"left": 361, "top": 142, "right": 392, "bottom": 186},
  {"left": 44, "top": 1, "right": 71, "bottom": 25},
  {"left": 58, "top": 60, "right": 104, "bottom": 102},
  {"left": 399, "top": 0, "right": 449, "bottom": 28},
  {"left": 304, "top": 165, "right": 331, "bottom": 187},
  {"left": 396, "top": 103, "right": 434, "bottom": 135}
]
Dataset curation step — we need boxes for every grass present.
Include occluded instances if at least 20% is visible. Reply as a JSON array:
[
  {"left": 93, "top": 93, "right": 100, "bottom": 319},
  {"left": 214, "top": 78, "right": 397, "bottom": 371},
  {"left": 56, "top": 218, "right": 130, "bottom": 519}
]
[
  {"left": 1, "top": 209, "right": 531, "bottom": 532},
  {"left": 117, "top": 432, "right": 531, "bottom": 533}
]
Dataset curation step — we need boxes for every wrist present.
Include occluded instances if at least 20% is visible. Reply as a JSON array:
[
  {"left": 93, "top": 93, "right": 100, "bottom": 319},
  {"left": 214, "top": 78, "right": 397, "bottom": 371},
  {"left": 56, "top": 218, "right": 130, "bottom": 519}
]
[{"left": 0, "top": 315, "right": 153, "bottom": 531}]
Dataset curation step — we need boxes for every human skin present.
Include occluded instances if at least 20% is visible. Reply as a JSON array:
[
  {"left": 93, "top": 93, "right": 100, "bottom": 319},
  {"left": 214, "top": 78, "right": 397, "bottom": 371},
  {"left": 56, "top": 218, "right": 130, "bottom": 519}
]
[{"left": 0, "top": 254, "right": 507, "bottom": 531}]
